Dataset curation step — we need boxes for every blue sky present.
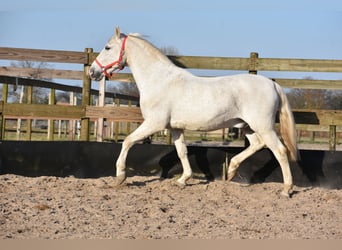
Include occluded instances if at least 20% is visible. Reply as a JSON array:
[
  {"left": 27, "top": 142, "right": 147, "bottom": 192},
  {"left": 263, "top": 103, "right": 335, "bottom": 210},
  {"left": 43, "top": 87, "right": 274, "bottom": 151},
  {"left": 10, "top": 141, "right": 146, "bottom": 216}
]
[{"left": 1, "top": 0, "right": 342, "bottom": 81}]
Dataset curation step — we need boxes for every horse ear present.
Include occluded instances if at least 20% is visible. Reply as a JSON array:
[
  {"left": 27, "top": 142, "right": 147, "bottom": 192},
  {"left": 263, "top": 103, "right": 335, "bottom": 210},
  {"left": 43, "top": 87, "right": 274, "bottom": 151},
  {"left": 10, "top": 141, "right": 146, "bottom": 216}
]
[{"left": 115, "top": 26, "right": 121, "bottom": 39}]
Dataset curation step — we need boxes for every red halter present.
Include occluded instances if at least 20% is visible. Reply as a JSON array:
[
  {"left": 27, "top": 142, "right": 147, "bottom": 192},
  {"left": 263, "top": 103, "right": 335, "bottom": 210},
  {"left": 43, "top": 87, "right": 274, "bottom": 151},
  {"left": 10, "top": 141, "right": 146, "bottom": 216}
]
[{"left": 95, "top": 35, "right": 128, "bottom": 78}]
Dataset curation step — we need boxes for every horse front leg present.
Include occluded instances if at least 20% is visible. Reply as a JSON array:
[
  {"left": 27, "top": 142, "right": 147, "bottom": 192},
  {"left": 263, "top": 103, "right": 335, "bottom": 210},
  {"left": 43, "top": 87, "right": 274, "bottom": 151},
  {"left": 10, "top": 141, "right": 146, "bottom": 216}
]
[
  {"left": 171, "top": 129, "right": 192, "bottom": 186},
  {"left": 115, "top": 121, "right": 163, "bottom": 186}
]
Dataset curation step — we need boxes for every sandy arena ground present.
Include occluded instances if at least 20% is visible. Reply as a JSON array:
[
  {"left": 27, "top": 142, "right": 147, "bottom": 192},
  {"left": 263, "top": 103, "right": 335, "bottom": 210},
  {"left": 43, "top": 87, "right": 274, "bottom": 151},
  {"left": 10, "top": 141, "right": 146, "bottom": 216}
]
[{"left": 0, "top": 174, "right": 341, "bottom": 239}]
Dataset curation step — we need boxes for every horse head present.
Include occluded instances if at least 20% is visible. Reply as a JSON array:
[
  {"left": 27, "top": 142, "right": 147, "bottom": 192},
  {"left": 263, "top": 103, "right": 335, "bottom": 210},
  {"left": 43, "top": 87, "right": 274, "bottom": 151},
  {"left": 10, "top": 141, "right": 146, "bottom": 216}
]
[{"left": 89, "top": 27, "right": 127, "bottom": 81}]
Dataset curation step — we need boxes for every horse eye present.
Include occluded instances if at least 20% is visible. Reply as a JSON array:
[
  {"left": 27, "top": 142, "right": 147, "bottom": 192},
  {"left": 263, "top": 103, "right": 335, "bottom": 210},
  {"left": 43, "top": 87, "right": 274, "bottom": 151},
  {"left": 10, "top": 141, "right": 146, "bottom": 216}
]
[{"left": 105, "top": 45, "right": 111, "bottom": 50}]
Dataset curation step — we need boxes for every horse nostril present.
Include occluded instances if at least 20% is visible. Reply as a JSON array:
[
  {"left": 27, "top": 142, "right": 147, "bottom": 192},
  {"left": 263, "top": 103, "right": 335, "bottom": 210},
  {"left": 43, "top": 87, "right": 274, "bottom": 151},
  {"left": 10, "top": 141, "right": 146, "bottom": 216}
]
[
  {"left": 88, "top": 67, "right": 103, "bottom": 81},
  {"left": 88, "top": 67, "right": 95, "bottom": 77}
]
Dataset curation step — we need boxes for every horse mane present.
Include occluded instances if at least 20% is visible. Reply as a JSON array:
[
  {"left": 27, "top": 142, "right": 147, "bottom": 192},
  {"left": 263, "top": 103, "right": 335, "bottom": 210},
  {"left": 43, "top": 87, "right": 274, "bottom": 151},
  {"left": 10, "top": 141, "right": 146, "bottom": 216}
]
[
  {"left": 127, "top": 33, "right": 173, "bottom": 64},
  {"left": 128, "top": 32, "right": 144, "bottom": 38}
]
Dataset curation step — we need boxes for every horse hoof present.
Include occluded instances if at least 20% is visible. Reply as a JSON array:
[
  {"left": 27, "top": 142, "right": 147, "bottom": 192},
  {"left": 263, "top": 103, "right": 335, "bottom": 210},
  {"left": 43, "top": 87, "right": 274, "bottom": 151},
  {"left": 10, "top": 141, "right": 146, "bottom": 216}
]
[
  {"left": 281, "top": 188, "right": 293, "bottom": 198},
  {"left": 281, "top": 190, "right": 291, "bottom": 198},
  {"left": 114, "top": 174, "right": 126, "bottom": 186},
  {"left": 227, "top": 170, "right": 236, "bottom": 182},
  {"left": 239, "top": 182, "right": 251, "bottom": 187},
  {"left": 175, "top": 180, "right": 186, "bottom": 189},
  {"left": 281, "top": 184, "right": 294, "bottom": 198}
]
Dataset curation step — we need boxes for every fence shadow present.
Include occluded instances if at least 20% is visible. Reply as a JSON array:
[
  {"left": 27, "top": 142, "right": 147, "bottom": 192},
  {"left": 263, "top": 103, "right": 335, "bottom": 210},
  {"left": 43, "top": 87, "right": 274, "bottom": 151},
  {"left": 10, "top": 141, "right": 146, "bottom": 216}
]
[{"left": 0, "top": 141, "right": 340, "bottom": 189}]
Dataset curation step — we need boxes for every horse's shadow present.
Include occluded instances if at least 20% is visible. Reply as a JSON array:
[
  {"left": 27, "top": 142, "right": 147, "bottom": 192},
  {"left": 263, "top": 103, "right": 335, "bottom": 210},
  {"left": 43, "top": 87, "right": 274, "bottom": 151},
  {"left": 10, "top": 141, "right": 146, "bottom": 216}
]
[
  {"left": 157, "top": 146, "right": 325, "bottom": 188},
  {"left": 127, "top": 177, "right": 161, "bottom": 187},
  {"left": 158, "top": 146, "right": 215, "bottom": 182}
]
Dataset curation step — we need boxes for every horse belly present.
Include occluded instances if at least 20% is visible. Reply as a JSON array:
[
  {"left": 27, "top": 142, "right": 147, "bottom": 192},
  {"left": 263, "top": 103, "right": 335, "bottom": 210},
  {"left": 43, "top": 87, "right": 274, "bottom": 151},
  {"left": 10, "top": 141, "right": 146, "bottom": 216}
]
[
  {"left": 170, "top": 119, "right": 210, "bottom": 131},
  {"left": 170, "top": 109, "right": 236, "bottom": 131}
]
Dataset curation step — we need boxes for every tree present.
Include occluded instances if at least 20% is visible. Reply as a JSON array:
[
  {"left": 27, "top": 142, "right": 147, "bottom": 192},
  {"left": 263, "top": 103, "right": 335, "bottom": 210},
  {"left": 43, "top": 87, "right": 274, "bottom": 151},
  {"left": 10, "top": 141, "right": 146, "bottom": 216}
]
[
  {"left": 286, "top": 77, "right": 341, "bottom": 110},
  {"left": 160, "top": 46, "right": 180, "bottom": 56},
  {"left": 8, "top": 61, "right": 51, "bottom": 104},
  {"left": 287, "top": 88, "right": 328, "bottom": 109},
  {"left": 106, "top": 82, "right": 139, "bottom": 100},
  {"left": 325, "top": 90, "right": 342, "bottom": 110},
  {"left": 56, "top": 91, "right": 81, "bottom": 105}
]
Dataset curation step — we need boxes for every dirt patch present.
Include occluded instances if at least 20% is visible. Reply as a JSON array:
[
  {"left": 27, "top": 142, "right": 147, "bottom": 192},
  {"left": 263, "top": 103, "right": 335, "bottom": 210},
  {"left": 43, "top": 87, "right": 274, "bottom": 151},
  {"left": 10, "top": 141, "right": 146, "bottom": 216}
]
[{"left": 0, "top": 174, "right": 341, "bottom": 239}]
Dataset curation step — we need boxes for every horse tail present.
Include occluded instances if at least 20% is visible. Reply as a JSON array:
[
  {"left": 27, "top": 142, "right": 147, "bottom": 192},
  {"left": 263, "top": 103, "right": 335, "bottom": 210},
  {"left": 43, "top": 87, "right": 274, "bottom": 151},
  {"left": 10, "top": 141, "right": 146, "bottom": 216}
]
[{"left": 274, "top": 82, "right": 300, "bottom": 161}]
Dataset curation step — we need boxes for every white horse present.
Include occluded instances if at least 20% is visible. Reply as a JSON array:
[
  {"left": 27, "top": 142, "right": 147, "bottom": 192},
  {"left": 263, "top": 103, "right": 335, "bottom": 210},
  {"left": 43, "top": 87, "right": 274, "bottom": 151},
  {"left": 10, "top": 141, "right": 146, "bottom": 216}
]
[{"left": 89, "top": 27, "right": 299, "bottom": 197}]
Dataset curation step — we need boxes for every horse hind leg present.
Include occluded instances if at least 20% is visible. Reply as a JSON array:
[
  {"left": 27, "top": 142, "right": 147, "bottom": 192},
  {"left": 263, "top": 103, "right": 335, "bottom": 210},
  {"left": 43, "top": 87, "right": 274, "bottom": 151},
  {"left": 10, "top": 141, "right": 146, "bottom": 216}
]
[
  {"left": 171, "top": 129, "right": 192, "bottom": 186},
  {"left": 259, "top": 131, "right": 293, "bottom": 197},
  {"left": 227, "top": 132, "right": 265, "bottom": 181}
]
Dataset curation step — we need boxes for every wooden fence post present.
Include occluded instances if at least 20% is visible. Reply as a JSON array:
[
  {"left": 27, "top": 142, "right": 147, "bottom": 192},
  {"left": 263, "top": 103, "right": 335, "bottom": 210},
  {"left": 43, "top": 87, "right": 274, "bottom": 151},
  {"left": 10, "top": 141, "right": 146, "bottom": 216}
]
[
  {"left": 243, "top": 52, "right": 259, "bottom": 147},
  {"left": 68, "top": 92, "right": 77, "bottom": 141},
  {"left": 48, "top": 89, "right": 55, "bottom": 141},
  {"left": 114, "top": 98, "right": 121, "bottom": 142},
  {"left": 1, "top": 84, "right": 8, "bottom": 140},
  {"left": 16, "top": 85, "right": 24, "bottom": 140},
  {"left": 126, "top": 100, "right": 132, "bottom": 136},
  {"left": 166, "top": 129, "right": 172, "bottom": 145},
  {"left": 222, "top": 152, "right": 229, "bottom": 181},
  {"left": 249, "top": 52, "right": 259, "bottom": 75},
  {"left": 329, "top": 125, "right": 336, "bottom": 151},
  {"left": 80, "top": 48, "right": 93, "bottom": 141},
  {"left": 26, "top": 86, "right": 33, "bottom": 140},
  {"left": 96, "top": 77, "right": 106, "bottom": 142}
]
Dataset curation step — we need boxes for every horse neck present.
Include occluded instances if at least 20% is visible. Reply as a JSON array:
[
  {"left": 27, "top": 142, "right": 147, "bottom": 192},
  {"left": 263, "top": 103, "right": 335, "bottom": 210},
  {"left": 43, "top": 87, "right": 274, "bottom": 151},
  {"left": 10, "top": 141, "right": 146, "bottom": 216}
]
[{"left": 126, "top": 36, "right": 180, "bottom": 89}]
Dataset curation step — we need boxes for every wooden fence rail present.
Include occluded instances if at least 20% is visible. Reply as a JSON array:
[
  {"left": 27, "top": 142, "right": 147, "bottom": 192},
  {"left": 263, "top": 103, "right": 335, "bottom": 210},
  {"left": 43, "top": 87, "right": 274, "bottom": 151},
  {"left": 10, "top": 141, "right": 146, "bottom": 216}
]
[
  {"left": 2, "top": 47, "right": 342, "bottom": 72},
  {"left": 0, "top": 76, "right": 139, "bottom": 101},
  {"left": 0, "top": 66, "right": 83, "bottom": 80},
  {"left": 0, "top": 102, "right": 341, "bottom": 149},
  {"left": 0, "top": 47, "right": 88, "bottom": 64},
  {"left": 1, "top": 66, "right": 342, "bottom": 91},
  {"left": 1, "top": 103, "right": 340, "bottom": 126},
  {"left": 0, "top": 47, "right": 341, "bottom": 149}
]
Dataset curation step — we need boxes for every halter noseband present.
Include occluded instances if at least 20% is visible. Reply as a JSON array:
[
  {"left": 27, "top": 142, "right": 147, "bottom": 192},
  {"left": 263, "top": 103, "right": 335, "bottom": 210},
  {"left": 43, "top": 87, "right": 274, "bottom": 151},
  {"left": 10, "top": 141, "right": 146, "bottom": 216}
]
[{"left": 95, "top": 35, "right": 128, "bottom": 78}]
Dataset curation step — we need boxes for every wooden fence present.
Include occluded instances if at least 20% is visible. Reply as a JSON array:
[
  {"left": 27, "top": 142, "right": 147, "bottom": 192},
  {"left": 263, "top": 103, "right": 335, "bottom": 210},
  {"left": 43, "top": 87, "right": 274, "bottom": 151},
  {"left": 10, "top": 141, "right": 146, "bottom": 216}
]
[{"left": 0, "top": 47, "right": 341, "bottom": 150}]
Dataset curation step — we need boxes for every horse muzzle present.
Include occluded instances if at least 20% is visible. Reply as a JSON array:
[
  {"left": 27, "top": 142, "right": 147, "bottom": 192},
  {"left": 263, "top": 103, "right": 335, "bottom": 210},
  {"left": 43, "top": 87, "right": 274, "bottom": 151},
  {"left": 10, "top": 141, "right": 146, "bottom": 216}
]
[{"left": 88, "top": 66, "right": 104, "bottom": 81}]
